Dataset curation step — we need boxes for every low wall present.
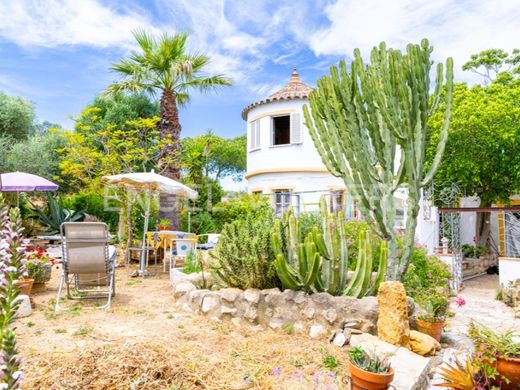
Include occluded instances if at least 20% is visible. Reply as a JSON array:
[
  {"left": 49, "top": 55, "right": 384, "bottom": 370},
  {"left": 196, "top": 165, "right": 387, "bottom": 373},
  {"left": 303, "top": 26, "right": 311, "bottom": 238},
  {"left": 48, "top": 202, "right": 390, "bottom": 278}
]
[{"left": 171, "top": 274, "right": 417, "bottom": 337}]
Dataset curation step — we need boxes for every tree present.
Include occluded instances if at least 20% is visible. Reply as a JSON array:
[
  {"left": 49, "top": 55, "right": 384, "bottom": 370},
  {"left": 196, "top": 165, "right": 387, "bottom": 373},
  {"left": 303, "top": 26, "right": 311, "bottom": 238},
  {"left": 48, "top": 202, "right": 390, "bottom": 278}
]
[
  {"left": 304, "top": 39, "right": 453, "bottom": 281},
  {"left": 106, "top": 30, "right": 232, "bottom": 229},
  {"left": 428, "top": 80, "right": 520, "bottom": 245},
  {"left": 181, "top": 131, "right": 246, "bottom": 184},
  {"left": 462, "top": 48, "right": 520, "bottom": 84},
  {"left": 3, "top": 131, "right": 66, "bottom": 181},
  {"left": 0, "top": 92, "right": 35, "bottom": 139}
]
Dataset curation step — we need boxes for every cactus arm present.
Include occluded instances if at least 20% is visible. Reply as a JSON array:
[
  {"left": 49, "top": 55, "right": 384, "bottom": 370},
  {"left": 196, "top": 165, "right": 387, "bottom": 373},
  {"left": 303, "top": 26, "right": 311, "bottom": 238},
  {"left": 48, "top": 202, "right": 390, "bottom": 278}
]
[
  {"left": 359, "top": 232, "right": 373, "bottom": 297},
  {"left": 368, "top": 241, "right": 388, "bottom": 296},
  {"left": 274, "top": 254, "right": 301, "bottom": 290}
]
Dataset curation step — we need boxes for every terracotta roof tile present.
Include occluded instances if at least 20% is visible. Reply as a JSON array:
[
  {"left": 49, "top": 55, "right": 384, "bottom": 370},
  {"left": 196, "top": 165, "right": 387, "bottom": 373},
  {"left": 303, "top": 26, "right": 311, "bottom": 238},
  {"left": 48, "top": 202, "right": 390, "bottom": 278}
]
[{"left": 242, "top": 68, "right": 313, "bottom": 120}]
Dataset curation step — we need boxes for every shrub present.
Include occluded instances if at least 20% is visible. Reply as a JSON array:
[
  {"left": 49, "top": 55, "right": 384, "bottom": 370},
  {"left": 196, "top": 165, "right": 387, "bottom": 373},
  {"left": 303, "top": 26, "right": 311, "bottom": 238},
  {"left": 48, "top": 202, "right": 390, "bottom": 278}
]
[
  {"left": 211, "top": 210, "right": 279, "bottom": 289},
  {"left": 402, "top": 247, "right": 452, "bottom": 298},
  {"left": 212, "top": 193, "right": 272, "bottom": 228},
  {"left": 62, "top": 190, "right": 119, "bottom": 232}
]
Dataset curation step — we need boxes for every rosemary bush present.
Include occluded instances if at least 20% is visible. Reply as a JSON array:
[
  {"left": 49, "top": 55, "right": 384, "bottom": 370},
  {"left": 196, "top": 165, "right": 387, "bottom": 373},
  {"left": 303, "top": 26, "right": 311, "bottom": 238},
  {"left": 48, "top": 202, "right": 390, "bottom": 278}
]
[{"left": 211, "top": 211, "right": 279, "bottom": 289}]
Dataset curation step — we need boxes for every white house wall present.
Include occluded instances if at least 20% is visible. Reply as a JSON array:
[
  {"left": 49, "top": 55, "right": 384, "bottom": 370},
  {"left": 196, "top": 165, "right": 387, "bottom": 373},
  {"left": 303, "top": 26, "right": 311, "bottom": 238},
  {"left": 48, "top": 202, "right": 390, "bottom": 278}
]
[{"left": 246, "top": 99, "right": 325, "bottom": 174}]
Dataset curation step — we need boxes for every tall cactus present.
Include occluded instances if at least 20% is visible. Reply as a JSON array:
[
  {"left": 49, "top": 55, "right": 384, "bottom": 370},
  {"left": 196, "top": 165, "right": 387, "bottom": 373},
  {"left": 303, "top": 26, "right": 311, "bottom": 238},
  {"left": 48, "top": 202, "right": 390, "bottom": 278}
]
[
  {"left": 303, "top": 39, "right": 453, "bottom": 280},
  {"left": 312, "top": 197, "right": 348, "bottom": 295},
  {"left": 272, "top": 210, "right": 321, "bottom": 292}
]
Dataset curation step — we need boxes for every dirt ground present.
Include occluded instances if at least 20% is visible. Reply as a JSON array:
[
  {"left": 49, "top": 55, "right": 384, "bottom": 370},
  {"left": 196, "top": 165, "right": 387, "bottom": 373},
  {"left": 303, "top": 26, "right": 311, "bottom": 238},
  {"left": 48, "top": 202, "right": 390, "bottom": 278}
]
[{"left": 16, "top": 257, "right": 349, "bottom": 390}]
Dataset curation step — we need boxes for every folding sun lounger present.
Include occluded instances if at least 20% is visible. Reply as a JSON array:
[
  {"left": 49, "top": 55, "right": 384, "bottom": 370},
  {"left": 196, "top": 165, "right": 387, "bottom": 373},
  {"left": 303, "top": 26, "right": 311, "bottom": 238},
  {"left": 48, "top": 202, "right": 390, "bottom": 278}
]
[{"left": 55, "top": 222, "right": 115, "bottom": 311}]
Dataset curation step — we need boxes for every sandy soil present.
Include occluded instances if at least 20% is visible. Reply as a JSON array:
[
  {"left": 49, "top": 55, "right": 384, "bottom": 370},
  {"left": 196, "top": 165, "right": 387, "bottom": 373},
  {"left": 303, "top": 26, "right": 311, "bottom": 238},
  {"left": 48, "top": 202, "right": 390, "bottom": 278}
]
[{"left": 16, "top": 258, "right": 349, "bottom": 389}]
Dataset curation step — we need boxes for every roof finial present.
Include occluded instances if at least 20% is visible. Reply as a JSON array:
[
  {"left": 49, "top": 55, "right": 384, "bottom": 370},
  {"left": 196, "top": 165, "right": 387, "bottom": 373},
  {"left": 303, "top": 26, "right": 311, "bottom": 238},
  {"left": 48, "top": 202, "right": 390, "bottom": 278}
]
[{"left": 290, "top": 67, "right": 300, "bottom": 83}]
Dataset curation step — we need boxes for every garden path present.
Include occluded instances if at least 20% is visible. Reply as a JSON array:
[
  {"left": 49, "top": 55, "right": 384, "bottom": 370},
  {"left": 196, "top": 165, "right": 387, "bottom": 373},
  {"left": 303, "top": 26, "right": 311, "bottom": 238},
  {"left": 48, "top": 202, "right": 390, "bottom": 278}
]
[{"left": 447, "top": 274, "right": 520, "bottom": 334}]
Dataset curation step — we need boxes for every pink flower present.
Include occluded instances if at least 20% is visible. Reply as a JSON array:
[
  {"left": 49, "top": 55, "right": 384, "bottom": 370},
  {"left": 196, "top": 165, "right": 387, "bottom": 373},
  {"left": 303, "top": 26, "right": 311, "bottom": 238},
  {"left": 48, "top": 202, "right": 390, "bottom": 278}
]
[{"left": 454, "top": 296, "right": 466, "bottom": 308}]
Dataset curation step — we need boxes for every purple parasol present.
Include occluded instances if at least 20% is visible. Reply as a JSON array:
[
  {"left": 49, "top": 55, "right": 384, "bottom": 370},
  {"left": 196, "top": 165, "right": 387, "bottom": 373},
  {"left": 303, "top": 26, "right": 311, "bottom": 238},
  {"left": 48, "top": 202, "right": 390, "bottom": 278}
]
[{"left": 0, "top": 171, "right": 59, "bottom": 192}]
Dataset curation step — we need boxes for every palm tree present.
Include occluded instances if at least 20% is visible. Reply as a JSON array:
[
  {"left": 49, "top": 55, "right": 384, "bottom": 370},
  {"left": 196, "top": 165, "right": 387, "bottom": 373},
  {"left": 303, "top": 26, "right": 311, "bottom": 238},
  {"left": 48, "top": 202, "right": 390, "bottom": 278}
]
[{"left": 106, "top": 30, "right": 231, "bottom": 228}]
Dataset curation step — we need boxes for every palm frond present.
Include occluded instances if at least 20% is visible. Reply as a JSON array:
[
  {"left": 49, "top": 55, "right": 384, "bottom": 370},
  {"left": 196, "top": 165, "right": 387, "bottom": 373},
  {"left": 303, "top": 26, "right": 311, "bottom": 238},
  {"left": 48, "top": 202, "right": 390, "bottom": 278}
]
[
  {"left": 175, "top": 92, "right": 190, "bottom": 107},
  {"left": 177, "top": 75, "right": 233, "bottom": 93},
  {"left": 132, "top": 29, "right": 155, "bottom": 54}
]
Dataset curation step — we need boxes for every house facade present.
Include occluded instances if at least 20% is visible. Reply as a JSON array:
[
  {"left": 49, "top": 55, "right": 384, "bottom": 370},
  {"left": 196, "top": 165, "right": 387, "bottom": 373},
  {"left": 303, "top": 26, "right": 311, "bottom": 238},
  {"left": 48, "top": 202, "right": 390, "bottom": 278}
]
[{"left": 242, "top": 69, "right": 353, "bottom": 216}]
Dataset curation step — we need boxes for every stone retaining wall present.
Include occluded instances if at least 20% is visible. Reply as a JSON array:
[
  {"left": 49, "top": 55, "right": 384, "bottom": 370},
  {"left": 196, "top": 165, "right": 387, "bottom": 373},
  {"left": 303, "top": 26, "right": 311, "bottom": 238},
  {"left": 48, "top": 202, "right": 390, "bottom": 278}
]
[{"left": 171, "top": 274, "right": 417, "bottom": 337}]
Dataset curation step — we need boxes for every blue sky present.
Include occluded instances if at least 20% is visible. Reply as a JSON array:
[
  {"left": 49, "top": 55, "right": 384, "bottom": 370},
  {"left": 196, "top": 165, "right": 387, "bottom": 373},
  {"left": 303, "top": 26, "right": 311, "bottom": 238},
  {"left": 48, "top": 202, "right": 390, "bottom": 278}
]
[{"left": 0, "top": 0, "right": 519, "bottom": 140}]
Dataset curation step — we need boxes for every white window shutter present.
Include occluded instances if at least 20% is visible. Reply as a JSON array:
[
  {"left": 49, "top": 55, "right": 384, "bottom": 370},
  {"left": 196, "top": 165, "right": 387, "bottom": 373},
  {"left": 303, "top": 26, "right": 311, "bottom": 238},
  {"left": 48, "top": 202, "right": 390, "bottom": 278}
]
[
  {"left": 255, "top": 120, "right": 261, "bottom": 149},
  {"left": 291, "top": 113, "right": 302, "bottom": 144},
  {"left": 249, "top": 122, "right": 255, "bottom": 150}
]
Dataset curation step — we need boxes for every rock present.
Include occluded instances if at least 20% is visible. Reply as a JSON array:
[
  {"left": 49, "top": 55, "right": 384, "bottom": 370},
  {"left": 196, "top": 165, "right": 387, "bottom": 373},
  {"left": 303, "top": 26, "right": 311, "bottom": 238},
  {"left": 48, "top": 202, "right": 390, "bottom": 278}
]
[
  {"left": 323, "top": 308, "right": 338, "bottom": 324},
  {"left": 201, "top": 295, "right": 220, "bottom": 313},
  {"left": 15, "top": 295, "right": 32, "bottom": 318},
  {"left": 220, "top": 288, "right": 241, "bottom": 303},
  {"left": 343, "top": 328, "right": 352, "bottom": 343},
  {"left": 268, "top": 318, "right": 284, "bottom": 329},
  {"left": 173, "top": 282, "right": 196, "bottom": 298},
  {"left": 332, "top": 332, "right": 347, "bottom": 347},
  {"left": 231, "top": 317, "right": 242, "bottom": 327},
  {"left": 244, "top": 289, "right": 261, "bottom": 304},
  {"left": 220, "top": 305, "right": 237, "bottom": 315},
  {"left": 243, "top": 306, "right": 258, "bottom": 321},
  {"left": 350, "top": 333, "right": 432, "bottom": 390},
  {"left": 377, "top": 281, "right": 410, "bottom": 347},
  {"left": 294, "top": 322, "right": 305, "bottom": 332},
  {"left": 309, "top": 324, "right": 326, "bottom": 338},
  {"left": 293, "top": 291, "right": 307, "bottom": 304},
  {"left": 303, "top": 307, "right": 315, "bottom": 319},
  {"left": 409, "top": 330, "right": 441, "bottom": 356},
  {"left": 441, "top": 332, "right": 474, "bottom": 351}
]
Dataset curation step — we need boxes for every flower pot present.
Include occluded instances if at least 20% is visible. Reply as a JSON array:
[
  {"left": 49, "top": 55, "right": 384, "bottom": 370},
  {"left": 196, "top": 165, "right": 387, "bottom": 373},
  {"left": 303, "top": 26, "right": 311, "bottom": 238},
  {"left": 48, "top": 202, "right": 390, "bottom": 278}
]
[
  {"left": 158, "top": 226, "right": 169, "bottom": 231},
  {"left": 495, "top": 355, "right": 520, "bottom": 390},
  {"left": 32, "top": 262, "right": 52, "bottom": 284},
  {"left": 14, "top": 278, "right": 34, "bottom": 296},
  {"left": 415, "top": 318, "right": 445, "bottom": 342},
  {"left": 348, "top": 361, "right": 394, "bottom": 390}
]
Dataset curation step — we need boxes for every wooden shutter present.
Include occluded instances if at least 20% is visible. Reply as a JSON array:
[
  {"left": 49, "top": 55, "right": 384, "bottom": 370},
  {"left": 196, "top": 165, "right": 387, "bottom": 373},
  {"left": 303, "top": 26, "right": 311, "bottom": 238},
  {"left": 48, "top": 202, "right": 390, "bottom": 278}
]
[{"left": 290, "top": 113, "right": 302, "bottom": 144}]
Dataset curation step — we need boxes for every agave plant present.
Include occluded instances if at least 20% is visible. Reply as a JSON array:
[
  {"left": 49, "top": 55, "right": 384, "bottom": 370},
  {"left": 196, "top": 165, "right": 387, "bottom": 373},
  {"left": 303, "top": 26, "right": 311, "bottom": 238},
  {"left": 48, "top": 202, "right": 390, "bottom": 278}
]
[
  {"left": 434, "top": 356, "right": 481, "bottom": 390},
  {"left": 31, "top": 193, "right": 85, "bottom": 234}
]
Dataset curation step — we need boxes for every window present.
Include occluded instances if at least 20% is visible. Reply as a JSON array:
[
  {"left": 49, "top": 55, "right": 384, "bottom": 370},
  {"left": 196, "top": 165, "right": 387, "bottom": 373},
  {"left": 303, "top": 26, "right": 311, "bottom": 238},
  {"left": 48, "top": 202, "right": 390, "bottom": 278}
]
[
  {"left": 249, "top": 120, "right": 261, "bottom": 151},
  {"left": 273, "top": 189, "right": 291, "bottom": 216},
  {"left": 330, "top": 190, "right": 345, "bottom": 216},
  {"left": 271, "top": 113, "right": 302, "bottom": 146}
]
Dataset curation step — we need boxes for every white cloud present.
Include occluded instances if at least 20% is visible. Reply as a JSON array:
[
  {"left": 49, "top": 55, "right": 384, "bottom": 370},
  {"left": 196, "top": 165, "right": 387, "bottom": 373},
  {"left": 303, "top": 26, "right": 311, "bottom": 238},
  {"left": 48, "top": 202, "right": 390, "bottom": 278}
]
[
  {"left": 0, "top": 0, "right": 157, "bottom": 48},
  {"left": 308, "top": 0, "right": 520, "bottom": 83}
]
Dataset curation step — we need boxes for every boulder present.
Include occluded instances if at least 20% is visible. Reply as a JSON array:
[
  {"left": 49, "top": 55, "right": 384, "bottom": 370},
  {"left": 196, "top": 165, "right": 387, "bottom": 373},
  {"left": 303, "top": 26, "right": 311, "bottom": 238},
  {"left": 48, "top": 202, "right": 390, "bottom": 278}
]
[
  {"left": 220, "top": 288, "right": 242, "bottom": 303},
  {"left": 376, "top": 281, "right": 410, "bottom": 347},
  {"left": 409, "top": 330, "right": 441, "bottom": 356},
  {"left": 173, "top": 282, "right": 196, "bottom": 298},
  {"left": 309, "top": 324, "right": 325, "bottom": 338}
]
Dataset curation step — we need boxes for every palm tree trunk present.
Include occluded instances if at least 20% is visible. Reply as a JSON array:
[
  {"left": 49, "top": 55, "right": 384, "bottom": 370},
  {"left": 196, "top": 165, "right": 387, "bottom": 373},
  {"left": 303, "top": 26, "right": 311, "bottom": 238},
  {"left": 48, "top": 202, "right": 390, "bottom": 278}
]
[{"left": 159, "top": 90, "right": 182, "bottom": 230}]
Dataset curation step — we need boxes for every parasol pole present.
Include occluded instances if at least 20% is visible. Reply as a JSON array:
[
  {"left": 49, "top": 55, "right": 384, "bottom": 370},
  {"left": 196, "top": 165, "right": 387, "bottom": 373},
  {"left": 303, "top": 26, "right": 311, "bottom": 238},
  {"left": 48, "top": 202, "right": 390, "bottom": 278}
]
[{"left": 140, "top": 188, "right": 152, "bottom": 276}]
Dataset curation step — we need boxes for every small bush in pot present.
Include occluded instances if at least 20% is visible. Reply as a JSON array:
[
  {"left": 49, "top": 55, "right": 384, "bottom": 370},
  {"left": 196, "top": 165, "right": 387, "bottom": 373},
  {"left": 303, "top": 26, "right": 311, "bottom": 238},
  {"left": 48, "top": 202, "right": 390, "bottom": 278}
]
[
  {"left": 25, "top": 246, "right": 54, "bottom": 284},
  {"left": 468, "top": 322, "right": 520, "bottom": 389},
  {"left": 347, "top": 346, "right": 394, "bottom": 390},
  {"left": 414, "top": 289, "right": 450, "bottom": 342}
]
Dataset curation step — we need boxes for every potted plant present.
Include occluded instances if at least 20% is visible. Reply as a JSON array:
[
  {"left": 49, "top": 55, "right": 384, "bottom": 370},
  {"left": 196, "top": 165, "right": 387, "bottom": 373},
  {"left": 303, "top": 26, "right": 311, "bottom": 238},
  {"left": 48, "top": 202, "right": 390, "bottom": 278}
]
[
  {"left": 415, "top": 290, "right": 450, "bottom": 342},
  {"left": 26, "top": 246, "right": 54, "bottom": 286},
  {"left": 468, "top": 322, "right": 520, "bottom": 389},
  {"left": 348, "top": 346, "right": 394, "bottom": 390},
  {"left": 158, "top": 218, "right": 170, "bottom": 231}
]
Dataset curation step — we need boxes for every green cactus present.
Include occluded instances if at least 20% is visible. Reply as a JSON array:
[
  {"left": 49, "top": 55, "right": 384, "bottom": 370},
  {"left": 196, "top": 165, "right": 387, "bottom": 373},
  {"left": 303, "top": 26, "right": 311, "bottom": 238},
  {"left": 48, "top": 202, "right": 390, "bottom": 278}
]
[
  {"left": 273, "top": 200, "right": 387, "bottom": 297},
  {"left": 272, "top": 211, "right": 321, "bottom": 292},
  {"left": 312, "top": 197, "right": 348, "bottom": 295},
  {"left": 303, "top": 39, "right": 453, "bottom": 281}
]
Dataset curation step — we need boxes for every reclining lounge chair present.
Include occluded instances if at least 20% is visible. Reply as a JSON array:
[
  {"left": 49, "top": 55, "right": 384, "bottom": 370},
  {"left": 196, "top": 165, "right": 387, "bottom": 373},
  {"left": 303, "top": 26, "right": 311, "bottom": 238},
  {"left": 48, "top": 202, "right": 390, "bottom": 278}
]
[{"left": 55, "top": 222, "right": 115, "bottom": 311}]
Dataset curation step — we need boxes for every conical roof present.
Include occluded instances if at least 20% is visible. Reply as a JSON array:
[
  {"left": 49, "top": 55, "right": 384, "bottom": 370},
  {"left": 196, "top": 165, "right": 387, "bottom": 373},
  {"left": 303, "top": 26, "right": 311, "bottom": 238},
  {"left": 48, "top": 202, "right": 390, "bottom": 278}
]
[{"left": 241, "top": 68, "right": 313, "bottom": 120}]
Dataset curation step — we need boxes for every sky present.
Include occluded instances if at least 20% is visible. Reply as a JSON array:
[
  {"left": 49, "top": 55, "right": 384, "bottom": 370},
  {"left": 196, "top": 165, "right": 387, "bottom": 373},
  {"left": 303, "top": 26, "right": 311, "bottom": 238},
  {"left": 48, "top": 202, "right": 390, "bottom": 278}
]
[{"left": 0, "top": 0, "right": 519, "bottom": 188}]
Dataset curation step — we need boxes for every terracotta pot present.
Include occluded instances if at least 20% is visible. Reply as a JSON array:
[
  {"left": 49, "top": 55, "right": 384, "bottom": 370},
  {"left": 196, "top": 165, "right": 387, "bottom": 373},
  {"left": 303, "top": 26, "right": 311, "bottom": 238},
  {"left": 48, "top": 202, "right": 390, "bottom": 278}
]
[
  {"left": 14, "top": 278, "right": 34, "bottom": 296},
  {"left": 348, "top": 361, "right": 394, "bottom": 390},
  {"left": 495, "top": 355, "right": 520, "bottom": 390},
  {"left": 158, "top": 226, "right": 169, "bottom": 231},
  {"left": 415, "top": 318, "right": 445, "bottom": 342}
]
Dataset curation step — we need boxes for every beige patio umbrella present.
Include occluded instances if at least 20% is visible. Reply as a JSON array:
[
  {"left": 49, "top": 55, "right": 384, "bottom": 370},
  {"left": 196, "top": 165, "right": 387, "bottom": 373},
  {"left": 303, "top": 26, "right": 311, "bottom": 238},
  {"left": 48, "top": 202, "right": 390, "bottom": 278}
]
[{"left": 102, "top": 171, "right": 198, "bottom": 276}]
